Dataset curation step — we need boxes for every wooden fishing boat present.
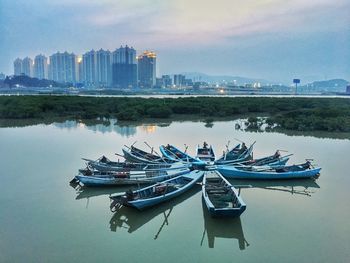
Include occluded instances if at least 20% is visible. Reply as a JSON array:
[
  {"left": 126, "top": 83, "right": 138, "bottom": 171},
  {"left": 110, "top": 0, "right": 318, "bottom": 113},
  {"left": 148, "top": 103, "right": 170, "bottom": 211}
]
[
  {"left": 196, "top": 142, "right": 215, "bottom": 163},
  {"left": 159, "top": 144, "right": 204, "bottom": 164},
  {"left": 122, "top": 145, "right": 168, "bottom": 164},
  {"left": 110, "top": 170, "right": 204, "bottom": 210},
  {"left": 109, "top": 186, "right": 200, "bottom": 234},
  {"left": 233, "top": 152, "right": 291, "bottom": 167},
  {"left": 202, "top": 171, "right": 246, "bottom": 217},
  {"left": 217, "top": 161, "right": 321, "bottom": 179},
  {"left": 82, "top": 155, "right": 173, "bottom": 172},
  {"left": 74, "top": 162, "right": 190, "bottom": 186},
  {"left": 215, "top": 142, "right": 255, "bottom": 165}
]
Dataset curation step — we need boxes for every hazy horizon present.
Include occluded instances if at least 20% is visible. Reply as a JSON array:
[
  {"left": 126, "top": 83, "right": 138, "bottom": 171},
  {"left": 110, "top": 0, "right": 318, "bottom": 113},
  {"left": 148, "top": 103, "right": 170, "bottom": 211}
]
[{"left": 0, "top": 0, "right": 349, "bottom": 84}]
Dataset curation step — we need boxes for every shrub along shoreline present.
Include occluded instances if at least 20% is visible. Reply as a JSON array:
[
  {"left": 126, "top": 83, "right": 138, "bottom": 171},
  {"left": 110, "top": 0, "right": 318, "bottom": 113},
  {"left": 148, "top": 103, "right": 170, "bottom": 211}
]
[{"left": 0, "top": 95, "right": 349, "bottom": 132}]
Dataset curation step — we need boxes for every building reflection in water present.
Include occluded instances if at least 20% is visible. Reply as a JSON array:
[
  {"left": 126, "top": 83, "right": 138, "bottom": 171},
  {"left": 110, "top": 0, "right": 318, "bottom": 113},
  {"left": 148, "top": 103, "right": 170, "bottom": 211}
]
[
  {"left": 112, "top": 125, "right": 137, "bottom": 137},
  {"left": 138, "top": 125, "right": 157, "bottom": 134},
  {"left": 53, "top": 120, "right": 80, "bottom": 130},
  {"left": 53, "top": 120, "right": 137, "bottom": 137},
  {"left": 201, "top": 199, "right": 249, "bottom": 250}
]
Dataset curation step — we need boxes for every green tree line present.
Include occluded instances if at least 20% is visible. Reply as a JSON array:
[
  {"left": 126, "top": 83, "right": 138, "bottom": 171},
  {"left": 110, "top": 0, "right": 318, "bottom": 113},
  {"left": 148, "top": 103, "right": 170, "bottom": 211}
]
[{"left": 0, "top": 96, "right": 349, "bottom": 132}]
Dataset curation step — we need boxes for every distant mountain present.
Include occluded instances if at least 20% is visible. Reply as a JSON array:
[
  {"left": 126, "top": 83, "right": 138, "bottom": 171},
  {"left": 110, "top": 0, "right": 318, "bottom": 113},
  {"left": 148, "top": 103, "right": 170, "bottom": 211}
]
[
  {"left": 300, "top": 79, "right": 349, "bottom": 93},
  {"left": 176, "top": 72, "right": 272, "bottom": 85},
  {"left": 305, "top": 79, "right": 349, "bottom": 88}
]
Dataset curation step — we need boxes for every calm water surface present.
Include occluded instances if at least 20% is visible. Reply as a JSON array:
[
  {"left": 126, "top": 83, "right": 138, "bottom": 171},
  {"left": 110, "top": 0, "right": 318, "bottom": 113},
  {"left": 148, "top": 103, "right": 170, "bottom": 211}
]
[{"left": 0, "top": 120, "right": 349, "bottom": 262}]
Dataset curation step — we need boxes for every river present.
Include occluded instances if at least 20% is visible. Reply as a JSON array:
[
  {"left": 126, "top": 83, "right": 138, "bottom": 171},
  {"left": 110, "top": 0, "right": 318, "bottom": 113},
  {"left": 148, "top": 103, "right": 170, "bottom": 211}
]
[{"left": 0, "top": 119, "right": 349, "bottom": 262}]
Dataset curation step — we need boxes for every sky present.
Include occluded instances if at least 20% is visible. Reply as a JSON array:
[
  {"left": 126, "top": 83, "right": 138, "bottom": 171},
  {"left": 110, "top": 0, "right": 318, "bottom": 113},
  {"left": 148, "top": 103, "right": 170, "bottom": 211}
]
[{"left": 0, "top": 0, "right": 349, "bottom": 84}]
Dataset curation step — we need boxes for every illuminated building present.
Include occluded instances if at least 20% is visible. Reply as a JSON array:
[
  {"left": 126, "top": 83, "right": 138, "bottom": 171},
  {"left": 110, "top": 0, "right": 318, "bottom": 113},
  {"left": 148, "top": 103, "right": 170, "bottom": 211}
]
[
  {"left": 137, "top": 51, "right": 156, "bottom": 88},
  {"left": 77, "top": 56, "right": 83, "bottom": 83}
]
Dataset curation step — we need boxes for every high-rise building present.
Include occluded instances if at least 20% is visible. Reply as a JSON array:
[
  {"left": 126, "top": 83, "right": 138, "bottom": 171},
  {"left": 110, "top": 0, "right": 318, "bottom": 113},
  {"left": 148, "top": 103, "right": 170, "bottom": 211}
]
[
  {"left": 34, "top": 54, "right": 48, "bottom": 79},
  {"left": 155, "top": 78, "right": 163, "bottom": 88},
  {"left": 22, "top": 57, "right": 33, "bottom": 77},
  {"left": 96, "top": 49, "right": 111, "bottom": 87},
  {"left": 0, "top": 73, "right": 5, "bottom": 80},
  {"left": 184, "top": 78, "right": 193, "bottom": 86},
  {"left": 112, "top": 45, "right": 136, "bottom": 64},
  {"left": 161, "top": 75, "right": 172, "bottom": 88},
  {"left": 137, "top": 51, "right": 156, "bottom": 88},
  {"left": 112, "top": 45, "right": 137, "bottom": 88},
  {"left": 49, "top": 51, "right": 77, "bottom": 83},
  {"left": 14, "top": 58, "right": 23, "bottom": 76},
  {"left": 77, "top": 56, "right": 83, "bottom": 83},
  {"left": 174, "top": 74, "right": 185, "bottom": 87},
  {"left": 82, "top": 50, "right": 97, "bottom": 86}
]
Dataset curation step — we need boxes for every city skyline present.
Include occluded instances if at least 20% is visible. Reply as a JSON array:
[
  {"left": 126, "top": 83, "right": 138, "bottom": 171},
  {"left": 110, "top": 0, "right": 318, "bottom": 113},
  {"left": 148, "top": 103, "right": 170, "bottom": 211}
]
[
  {"left": 12, "top": 46, "right": 158, "bottom": 88},
  {"left": 0, "top": 0, "right": 349, "bottom": 84}
]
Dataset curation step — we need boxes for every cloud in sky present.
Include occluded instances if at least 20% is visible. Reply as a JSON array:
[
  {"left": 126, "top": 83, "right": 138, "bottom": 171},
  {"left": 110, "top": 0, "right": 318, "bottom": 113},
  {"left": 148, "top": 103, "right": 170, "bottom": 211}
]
[{"left": 0, "top": 0, "right": 349, "bottom": 83}]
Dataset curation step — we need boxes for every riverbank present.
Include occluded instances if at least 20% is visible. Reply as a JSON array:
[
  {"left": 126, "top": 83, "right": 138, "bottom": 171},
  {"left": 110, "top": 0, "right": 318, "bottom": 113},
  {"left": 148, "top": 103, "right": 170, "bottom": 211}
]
[{"left": 0, "top": 95, "right": 349, "bottom": 132}]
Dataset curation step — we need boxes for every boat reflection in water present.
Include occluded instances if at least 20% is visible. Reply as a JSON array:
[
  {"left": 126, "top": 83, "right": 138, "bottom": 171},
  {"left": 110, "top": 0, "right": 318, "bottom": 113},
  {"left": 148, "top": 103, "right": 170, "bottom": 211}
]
[
  {"left": 73, "top": 185, "right": 131, "bottom": 200},
  {"left": 71, "top": 178, "right": 319, "bottom": 246},
  {"left": 201, "top": 199, "right": 249, "bottom": 250},
  {"left": 229, "top": 178, "right": 320, "bottom": 197},
  {"left": 109, "top": 185, "right": 201, "bottom": 239}
]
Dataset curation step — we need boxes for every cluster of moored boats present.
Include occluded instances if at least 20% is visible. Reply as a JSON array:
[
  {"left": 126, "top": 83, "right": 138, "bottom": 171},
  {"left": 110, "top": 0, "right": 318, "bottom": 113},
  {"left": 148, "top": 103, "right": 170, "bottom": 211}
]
[{"left": 70, "top": 141, "right": 321, "bottom": 217}]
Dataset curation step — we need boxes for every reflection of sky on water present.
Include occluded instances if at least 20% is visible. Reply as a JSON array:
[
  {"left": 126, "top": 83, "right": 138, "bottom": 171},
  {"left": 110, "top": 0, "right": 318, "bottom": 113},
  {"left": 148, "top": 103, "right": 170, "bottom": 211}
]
[
  {"left": 1, "top": 119, "right": 350, "bottom": 262},
  {"left": 109, "top": 186, "right": 201, "bottom": 239}
]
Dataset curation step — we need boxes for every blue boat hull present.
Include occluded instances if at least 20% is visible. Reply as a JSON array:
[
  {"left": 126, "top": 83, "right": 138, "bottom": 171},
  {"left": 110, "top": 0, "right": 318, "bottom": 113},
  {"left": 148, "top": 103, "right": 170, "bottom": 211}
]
[
  {"left": 160, "top": 145, "right": 205, "bottom": 165},
  {"left": 267, "top": 157, "right": 290, "bottom": 167},
  {"left": 111, "top": 170, "right": 204, "bottom": 210},
  {"left": 215, "top": 143, "right": 254, "bottom": 165},
  {"left": 217, "top": 166, "right": 321, "bottom": 179},
  {"left": 122, "top": 148, "right": 164, "bottom": 164},
  {"left": 130, "top": 182, "right": 195, "bottom": 210},
  {"left": 76, "top": 167, "right": 190, "bottom": 186},
  {"left": 206, "top": 203, "right": 247, "bottom": 217},
  {"left": 75, "top": 174, "right": 178, "bottom": 186}
]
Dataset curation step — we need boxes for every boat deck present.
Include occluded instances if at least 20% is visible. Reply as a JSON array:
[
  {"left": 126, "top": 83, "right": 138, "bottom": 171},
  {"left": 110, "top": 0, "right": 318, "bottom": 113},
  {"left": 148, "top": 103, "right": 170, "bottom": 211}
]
[{"left": 205, "top": 171, "right": 240, "bottom": 209}]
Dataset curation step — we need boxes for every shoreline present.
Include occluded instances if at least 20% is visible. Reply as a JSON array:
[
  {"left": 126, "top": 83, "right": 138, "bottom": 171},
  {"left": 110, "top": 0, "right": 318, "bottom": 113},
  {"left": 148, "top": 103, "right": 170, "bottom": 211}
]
[
  {"left": 1, "top": 92, "right": 350, "bottom": 99},
  {"left": 0, "top": 95, "right": 349, "bottom": 133}
]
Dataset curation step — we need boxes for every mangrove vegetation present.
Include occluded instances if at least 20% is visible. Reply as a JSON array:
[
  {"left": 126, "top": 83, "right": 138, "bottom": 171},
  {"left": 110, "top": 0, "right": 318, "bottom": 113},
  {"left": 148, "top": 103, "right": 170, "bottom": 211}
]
[{"left": 0, "top": 95, "right": 349, "bottom": 132}]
